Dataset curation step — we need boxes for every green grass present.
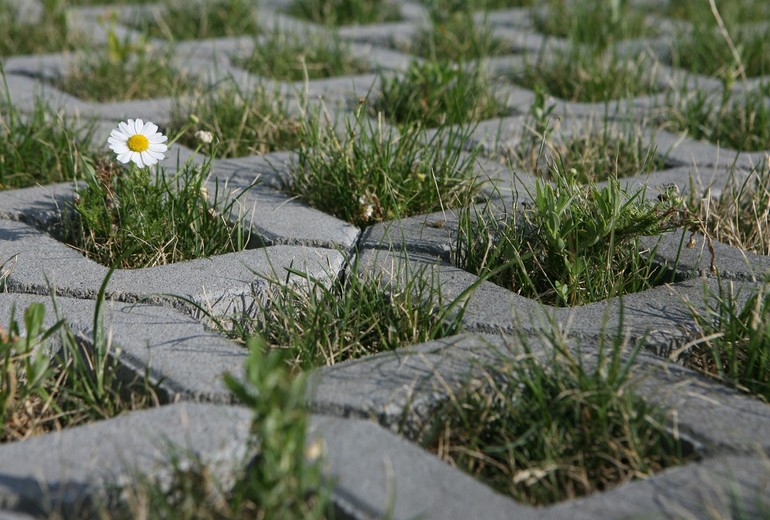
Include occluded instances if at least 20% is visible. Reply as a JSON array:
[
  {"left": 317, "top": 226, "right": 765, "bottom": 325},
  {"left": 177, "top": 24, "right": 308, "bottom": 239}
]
[
  {"left": 406, "top": 4, "right": 505, "bottom": 62},
  {"left": 54, "top": 31, "right": 196, "bottom": 102},
  {"left": 419, "top": 327, "right": 690, "bottom": 505},
  {"left": 0, "top": 0, "right": 87, "bottom": 56},
  {"left": 60, "top": 154, "right": 254, "bottom": 269},
  {"left": 664, "top": 0, "right": 770, "bottom": 26},
  {"left": 1, "top": 297, "right": 156, "bottom": 443},
  {"left": 0, "top": 94, "right": 94, "bottom": 190},
  {"left": 100, "top": 340, "right": 329, "bottom": 519},
  {"left": 515, "top": 127, "right": 666, "bottom": 182},
  {"left": 687, "top": 162, "right": 770, "bottom": 256},
  {"left": 532, "top": 0, "right": 654, "bottom": 49},
  {"left": 684, "top": 280, "right": 770, "bottom": 404},
  {"left": 375, "top": 60, "right": 508, "bottom": 128},
  {"left": 663, "top": 87, "right": 770, "bottom": 152},
  {"left": 455, "top": 169, "right": 690, "bottom": 306},
  {"left": 287, "top": 0, "right": 402, "bottom": 26},
  {"left": 287, "top": 105, "right": 483, "bottom": 227},
  {"left": 172, "top": 82, "right": 302, "bottom": 157},
  {"left": 514, "top": 47, "right": 659, "bottom": 102},
  {"left": 135, "top": 0, "right": 261, "bottom": 41},
  {"left": 224, "top": 262, "right": 465, "bottom": 371},
  {"left": 234, "top": 29, "right": 367, "bottom": 81}
]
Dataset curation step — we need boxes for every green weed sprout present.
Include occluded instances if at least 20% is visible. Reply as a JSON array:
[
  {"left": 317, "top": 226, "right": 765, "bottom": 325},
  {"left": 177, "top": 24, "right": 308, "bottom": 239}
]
[
  {"left": 224, "top": 338, "right": 329, "bottom": 518},
  {"left": 456, "top": 169, "right": 691, "bottom": 306}
]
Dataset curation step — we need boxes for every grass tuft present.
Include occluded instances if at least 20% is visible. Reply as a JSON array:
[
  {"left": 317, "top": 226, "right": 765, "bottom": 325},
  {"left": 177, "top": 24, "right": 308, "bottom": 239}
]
[
  {"left": 0, "top": 0, "right": 87, "bottom": 56},
  {"left": 419, "top": 327, "right": 689, "bottom": 505},
  {"left": 455, "top": 169, "right": 690, "bottom": 306},
  {"left": 0, "top": 94, "right": 94, "bottom": 190},
  {"left": 136, "top": 0, "right": 261, "bottom": 41},
  {"left": 60, "top": 154, "right": 254, "bottom": 269},
  {"left": 287, "top": 104, "right": 483, "bottom": 227},
  {"left": 172, "top": 82, "right": 302, "bottom": 157},
  {"left": 375, "top": 60, "right": 507, "bottom": 128},
  {"left": 234, "top": 29, "right": 367, "bottom": 81},
  {"left": 287, "top": 0, "right": 402, "bottom": 26}
]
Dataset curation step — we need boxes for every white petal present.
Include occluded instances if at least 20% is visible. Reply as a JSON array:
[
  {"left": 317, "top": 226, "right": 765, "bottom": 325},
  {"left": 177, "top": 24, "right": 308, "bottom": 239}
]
[
  {"left": 148, "top": 133, "right": 167, "bottom": 143},
  {"left": 146, "top": 149, "right": 164, "bottom": 161},
  {"left": 131, "top": 152, "right": 145, "bottom": 167},
  {"left": 119, "top": 121, "right": 132, "bottom": 135},
  {"left": 109, "top": 129, "right": 127, "bottom": 141},
  {"left": 144, "top": 122, "right": 158, "bottom": 135},
  {"left": 110, "top": 143, "right": 130, "bottom": 154},
  {"left": 108, "top": 136, "right": 127, "bottom": 147},
  {"left": 149, "top": 142, "right": 168, "bottom": 153},
  {"left": 140, "top": 151, "right": 157, "bottom": 166},
  {"left": 134, "top": 119, "right": 145, "bottom": 135},
  {"left": 117, "top": 151, "right": 133, "bottom": 163}
]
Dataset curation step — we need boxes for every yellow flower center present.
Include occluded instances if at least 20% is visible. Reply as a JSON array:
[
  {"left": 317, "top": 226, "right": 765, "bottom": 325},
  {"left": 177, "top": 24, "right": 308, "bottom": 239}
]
[{"left": 127, "top": 134, "right": 150, "bottom": 152}]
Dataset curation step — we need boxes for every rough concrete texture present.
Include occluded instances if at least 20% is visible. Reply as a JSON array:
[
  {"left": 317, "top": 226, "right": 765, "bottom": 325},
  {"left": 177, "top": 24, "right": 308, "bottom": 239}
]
[{"left": 2, "top": 0, "right": 770, "bottom": 518}]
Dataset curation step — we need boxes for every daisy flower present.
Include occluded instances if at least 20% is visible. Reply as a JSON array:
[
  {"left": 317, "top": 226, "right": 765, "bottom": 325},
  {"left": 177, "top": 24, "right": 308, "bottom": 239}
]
[{"left": 108, "top": 119, "right": 168, "bottom": 168}]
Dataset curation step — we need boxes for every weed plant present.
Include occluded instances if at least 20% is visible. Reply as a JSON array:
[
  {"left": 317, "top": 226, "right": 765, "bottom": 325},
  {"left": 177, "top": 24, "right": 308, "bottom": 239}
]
[
  {"left": 61, "top": 154, "right": 253, "bottom": 269},
  {"left": 455, "top": 169, "right": 690, "bottom": 306},
  {"left": 0, "top": 0, "right": 86, "bottom": 56},
  {"left": 0, "top": 95, "right": 94, "bottom": 190},
  {"left": 516, "top": 130, "right": 665, "bottom": 182},
  {"left": 665, "top": 0, "right": 770, "bottom": 26},
  {"left": 227, "top": 263, "right": 465, "bottom": 371},
  {"left": 408, "top": 1, "right": 504, "bottom": 62},
  {"left": 107, "top": 340, "right": 329, "bottom": 519},
  {"left": 688, "top": 162, "right": 770, "bottom": 256},
  {"left": 375, "top": 60, "right": 507, "bottom": 128},
  {"left": 664, "top": 88, "right": 770, "bottom": 152},
  {"left": 136, "top": 0, "right": 261, "bottom": 41},
  {"left": 533, "top": 0, "right": 653, "bottom": 48},
  {"left": 515, "top": 47, "right": 658, "bottom": 102},
  {"left": 1, "top": 297, "right": 156, "bottom": 442},
  {"left": 288, "top": 105, "right": 482, "bottom": 227},
  {"left": 173, "top": 83, "right": 302, "bottom": 157},
  {"left": 235, "top": 29, "right": 367, "bottom": 81},
  {"left": 55, "top": 28, "right": 195, "bottom": 102},
  {"left": 685, "top": 280, "right": 770, "bottom": 404},
  {"left": 287, "top": 0, "right": 401, "bottom": 26},
  {"left": 672, "top": 24, "right": 770, "bottom": 80},
  {"left": 419, "top": 328, "right": 689, "bottom": 505}
]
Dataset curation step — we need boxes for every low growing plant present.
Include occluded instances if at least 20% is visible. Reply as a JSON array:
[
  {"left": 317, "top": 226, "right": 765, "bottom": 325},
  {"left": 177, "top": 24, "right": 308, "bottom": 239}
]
[
  {"left": 0, "top": 91, "right": 94, "bottom": 190},
  {"left": 107, "top": 340, "right": 329, "bottom": 519},
  {"left": 515, "top": 47, "right": 659, "bottom": 102},
  {"left": 533, "top": 0, "right": 653, "bottom": 48},
  {"left": 684, "top": 280, "right": 770, "bottom": 403},
  {"left": 172, "top": 82, "right": 302, "bottom": 157},
  {"left": 234, "top": 29, "right": 367, "bottom": 81},
  {"left": 55, "top": 23, "right": 195, "bottom": 102},
  {"left": 419, "top": 327, "right": 690, "bottom": 505},
  {"left": 515, "top": 127, "right": 666, "bottom": 182},
  {"left": 136, "top": 0, "right": 261, "bottom": 40},
  {"left": 663, "top": 87, "right": 770, "bottom": 152},
  {"left": 688, "top": 162, "right": 770, "bottom": 256},
  {"left": 407, "top": 1, "right": 504, "bottom": 62},
  {"left": 61, "top": 119, "right": 254, "bottom": 269},
  {"left": 228, "top": 261, "right": 465, "bottom": 371},
  {"left": 1, "top": 289, "right": 157, "bottom": 442},
  {"left": 287, "top": 0, "right": 401, "bottom": 26},
  {"left": 375, "top": 60, "right": 507, "bottom": 128},
  {"left": 455, "top": 169, "right": 691, "bottom": 306},
  {"left": 0, "top": 0, "right": 86, "bottom": 56},
  {"left": 288, "top": 105, "right": 483, "bottom": 227}
]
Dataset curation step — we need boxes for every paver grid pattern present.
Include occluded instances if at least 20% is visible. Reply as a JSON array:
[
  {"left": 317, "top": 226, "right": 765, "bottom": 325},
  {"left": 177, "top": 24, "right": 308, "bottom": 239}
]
[{"left": 1, "top": 0, "right": 770, "bottom": 518}]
